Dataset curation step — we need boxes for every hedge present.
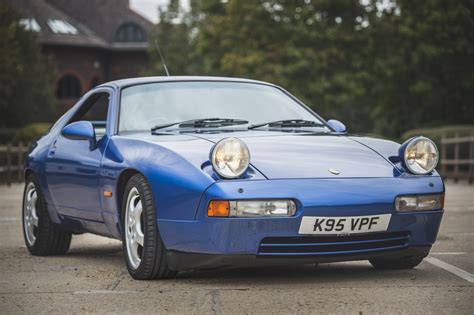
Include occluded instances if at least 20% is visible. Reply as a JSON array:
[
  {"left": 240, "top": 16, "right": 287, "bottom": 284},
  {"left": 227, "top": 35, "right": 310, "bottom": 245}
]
[{"left": 13, "top": 123, "right": 51, "bottom": 143}]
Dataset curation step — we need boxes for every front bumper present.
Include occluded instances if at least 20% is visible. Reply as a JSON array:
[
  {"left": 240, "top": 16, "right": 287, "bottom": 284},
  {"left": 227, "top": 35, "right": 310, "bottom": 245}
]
[
  {"left": 158, "top": 177, "right": 444, "bottom": 269},
  {"left": 166, "top": 246, "right": 432, "bottom": 270}
]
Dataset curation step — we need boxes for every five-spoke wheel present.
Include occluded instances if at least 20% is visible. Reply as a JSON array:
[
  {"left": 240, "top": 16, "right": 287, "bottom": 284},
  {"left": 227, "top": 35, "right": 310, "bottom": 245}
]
[
  {"left": 22, "top": 175, "right": 72, "bottom": 255},
  {"left": 125, "top": 187, "right": 145, "bottom": 269},
  {"left": 23, "top": 182, "right": 39, "bottom": 247},
  {"left": 121, "top": 174, "right": 177, "bottom": 280}
]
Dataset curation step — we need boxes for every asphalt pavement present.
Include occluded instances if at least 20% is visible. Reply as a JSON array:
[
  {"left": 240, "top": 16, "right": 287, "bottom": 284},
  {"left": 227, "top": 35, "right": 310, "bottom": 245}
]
[{"left": 0, "top": 182, "right": 472, "bottom": 314}]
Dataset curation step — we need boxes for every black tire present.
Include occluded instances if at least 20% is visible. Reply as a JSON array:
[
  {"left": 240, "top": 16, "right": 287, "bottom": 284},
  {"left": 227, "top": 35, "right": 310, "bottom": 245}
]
[
  {"left": 121, "top": 174, "right": 177, "bottom": 280},
  {"left": 22, "top": 174, "right": 72, "bottom": 256},
  {"left": 369, "top": 256, "right": 424, "bottom": 269}
]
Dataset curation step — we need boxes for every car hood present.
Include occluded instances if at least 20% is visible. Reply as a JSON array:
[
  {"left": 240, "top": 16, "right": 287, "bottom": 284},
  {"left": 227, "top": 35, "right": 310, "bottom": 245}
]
[{"left": 125, "top": 131, "right": 399, "bottom": 179}]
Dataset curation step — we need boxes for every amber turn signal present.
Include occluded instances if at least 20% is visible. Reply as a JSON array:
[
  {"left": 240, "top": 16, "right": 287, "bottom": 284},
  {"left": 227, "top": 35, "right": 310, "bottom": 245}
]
[
  {"left": 103, "top": 191, "right": 113, "bottom": 198},
  {"left": 207, "top": 200, "right": 230, "bottom": 217}
]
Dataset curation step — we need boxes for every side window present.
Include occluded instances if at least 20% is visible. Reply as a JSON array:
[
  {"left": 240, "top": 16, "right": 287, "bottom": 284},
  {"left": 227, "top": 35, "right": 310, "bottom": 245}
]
[{"left": 69, "top": 92, "right": 110, "bottom": 138}]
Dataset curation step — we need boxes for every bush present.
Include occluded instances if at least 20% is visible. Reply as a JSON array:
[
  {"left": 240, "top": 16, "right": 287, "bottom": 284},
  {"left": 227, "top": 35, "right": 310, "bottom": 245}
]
[{"left": 14, "top": 123, "right": 51, "bottom": 143}]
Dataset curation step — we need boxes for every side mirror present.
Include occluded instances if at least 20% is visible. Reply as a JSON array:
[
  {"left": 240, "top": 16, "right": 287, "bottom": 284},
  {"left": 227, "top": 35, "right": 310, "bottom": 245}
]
[
  {"left": 62, "top": 121, "right": 96, "bottom": 147},
  {"left": 327, "top": 119, "right": 347, "bottom": 133}
]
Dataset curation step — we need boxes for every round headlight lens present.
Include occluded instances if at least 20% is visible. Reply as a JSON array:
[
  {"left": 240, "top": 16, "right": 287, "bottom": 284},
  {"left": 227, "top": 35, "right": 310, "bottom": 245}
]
[
  {"left": 403, "top": 137, "right": 439, "bottom": 175},
  {"left": 211, "top": 138, "right": 250, "bottom": 178}
]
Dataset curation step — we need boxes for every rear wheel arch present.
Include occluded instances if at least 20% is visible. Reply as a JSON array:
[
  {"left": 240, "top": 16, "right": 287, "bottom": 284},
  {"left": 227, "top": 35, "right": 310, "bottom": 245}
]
[
  {"left": 23, "top": 173, "right": 72, "bottom": 255},
  {"left": 24, "top": 168, "right": 34, "bottom": 182},
  {"left": 24, "top": 169, "right": 47, "bottom": 196}
]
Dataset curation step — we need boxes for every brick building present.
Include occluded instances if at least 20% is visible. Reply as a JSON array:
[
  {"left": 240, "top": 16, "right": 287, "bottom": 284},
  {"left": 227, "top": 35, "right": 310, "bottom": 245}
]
[{"left": 5, "top": 0, "right": 155, "bottom": 106}]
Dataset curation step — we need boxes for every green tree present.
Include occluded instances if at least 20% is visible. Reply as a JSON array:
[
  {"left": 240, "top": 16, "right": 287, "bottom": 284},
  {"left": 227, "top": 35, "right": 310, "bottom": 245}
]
[
  {"left": 195, "top": 0, "right": 373, "bottom": 132},
  {"left": 0, "top": 4, "right": 57, "bottom": 129},
  {"left": 150, "top": 0, "right": 474, "bottom": 138},
  {"left": 366, "top": 0, "right": 474, "bottom": 137},
  {"left": 145, "top": 0, "right": 200, "bottom": 76}
]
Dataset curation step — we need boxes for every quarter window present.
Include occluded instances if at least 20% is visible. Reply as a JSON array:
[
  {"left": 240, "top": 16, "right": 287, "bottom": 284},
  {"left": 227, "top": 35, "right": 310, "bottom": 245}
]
[{"left": 69, "top": 92, "right": 110, "bottom": 138}]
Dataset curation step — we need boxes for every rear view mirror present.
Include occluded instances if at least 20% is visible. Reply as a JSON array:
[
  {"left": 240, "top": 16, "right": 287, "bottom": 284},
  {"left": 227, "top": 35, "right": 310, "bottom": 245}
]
[
  {"left": 327, "top": 119, "right": 347, "bottom": 133},
  {"left": 62, "top": 121, "right": 96, "bottom": 148}
]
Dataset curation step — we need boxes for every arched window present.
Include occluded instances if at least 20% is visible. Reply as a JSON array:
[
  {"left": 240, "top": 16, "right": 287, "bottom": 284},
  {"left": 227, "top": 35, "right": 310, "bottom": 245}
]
[
  {"left": 56, "top": 75, "right": 81, "bottom": 99},
  {"left": 114, "top": 23, "right": 146, "bottom": 42}
]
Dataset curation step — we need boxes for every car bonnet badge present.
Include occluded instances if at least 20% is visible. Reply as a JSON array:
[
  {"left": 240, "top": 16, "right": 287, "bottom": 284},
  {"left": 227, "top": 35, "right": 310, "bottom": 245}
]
[{"left": 328, "top": 169, "right": 340, "bottom": 175}]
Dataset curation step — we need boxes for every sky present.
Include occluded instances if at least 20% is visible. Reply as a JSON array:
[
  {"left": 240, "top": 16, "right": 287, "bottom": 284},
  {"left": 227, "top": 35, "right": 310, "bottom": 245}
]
[
  {"left": 130, "top": 0, "right": 190, "bottom": 24},
  {"left": 129, "top": 0, "right": 396, "bottom": 24}
]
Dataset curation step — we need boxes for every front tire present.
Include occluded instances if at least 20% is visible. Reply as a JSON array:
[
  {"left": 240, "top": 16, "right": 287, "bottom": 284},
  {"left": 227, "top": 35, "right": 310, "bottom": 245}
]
[
  {"left": 121, "top": 174, "right": 177, "bottom": 280},
  {"left": 22, "top": 175, "right": 72, "bottom": 255},
  {"left": 369, "top": 256, "right": 424, "bottom": 269}
]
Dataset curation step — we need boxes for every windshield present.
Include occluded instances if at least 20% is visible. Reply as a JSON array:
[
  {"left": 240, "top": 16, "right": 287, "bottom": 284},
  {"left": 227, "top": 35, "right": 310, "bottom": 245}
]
[{"left": 119, "top": 81, "right": 325, "bottom": 132}]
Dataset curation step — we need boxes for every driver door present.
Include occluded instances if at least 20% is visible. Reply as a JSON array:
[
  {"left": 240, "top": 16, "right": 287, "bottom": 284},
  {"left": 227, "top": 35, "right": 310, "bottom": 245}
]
[{"left": 44, "top": 90, "right": 111, "bottom": 222}]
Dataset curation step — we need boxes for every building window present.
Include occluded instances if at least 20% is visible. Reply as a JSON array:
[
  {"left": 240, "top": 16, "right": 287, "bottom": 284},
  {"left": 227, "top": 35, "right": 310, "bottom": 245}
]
[
  {"left": 19, "top": 18, "right": 41, "bottom": 32},
  {"left": 115, "top": 23, "right": 146, "bottom": 42},
  {"left": 47, "top": 19, "right": 78, "bottom": 35},
  {"left": 56, "top": 75, "right": 82, "bottom": 99}
]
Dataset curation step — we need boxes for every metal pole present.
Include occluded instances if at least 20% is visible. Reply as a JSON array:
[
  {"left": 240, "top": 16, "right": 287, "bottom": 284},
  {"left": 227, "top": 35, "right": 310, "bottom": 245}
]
[
  {"left": 6, "top": 143, "right": 12, "bottom": 186},
  {"left": 469, "top": 133, "right": 473, "bottom": 184},
  {"left": 441, "top": 132, "right": 446, "bottom": 177},
  {"left": 17, "top": 142, "right": 23, "bottom": 182},
  {"left": 453, "top": 133, "right": 459, "bottom": 183}
]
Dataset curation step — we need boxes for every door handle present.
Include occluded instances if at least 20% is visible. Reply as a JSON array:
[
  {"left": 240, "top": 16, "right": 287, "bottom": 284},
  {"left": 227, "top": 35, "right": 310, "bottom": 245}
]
[{"left": 48, "top": 140, "right": 58, "bottom": 157}]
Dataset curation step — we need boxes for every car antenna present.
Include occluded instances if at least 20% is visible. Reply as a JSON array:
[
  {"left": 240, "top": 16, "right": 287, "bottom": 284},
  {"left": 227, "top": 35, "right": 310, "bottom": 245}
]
[{"left": 154, "top": 40, "right": 170, "bottom": 76}]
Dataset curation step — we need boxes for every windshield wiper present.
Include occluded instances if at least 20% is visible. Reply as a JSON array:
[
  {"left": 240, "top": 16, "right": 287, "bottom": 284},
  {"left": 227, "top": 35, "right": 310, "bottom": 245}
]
[
  {"left": 151, "top": 118, "right": 249, "bottom": 132},
  {"left": 248, "top": 119, "right": 326, "bottom": 130}
]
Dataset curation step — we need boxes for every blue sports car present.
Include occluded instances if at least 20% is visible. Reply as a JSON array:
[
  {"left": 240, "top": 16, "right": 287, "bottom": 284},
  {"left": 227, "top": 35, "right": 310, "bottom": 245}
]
[{"left": 23, "top": 76, "right": 444, "bottom": 280}]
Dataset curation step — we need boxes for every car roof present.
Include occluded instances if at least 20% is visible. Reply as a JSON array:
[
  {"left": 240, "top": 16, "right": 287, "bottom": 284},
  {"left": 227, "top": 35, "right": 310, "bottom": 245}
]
[{"left": 98, "top": 76, "right": 277, "bottom": 89}]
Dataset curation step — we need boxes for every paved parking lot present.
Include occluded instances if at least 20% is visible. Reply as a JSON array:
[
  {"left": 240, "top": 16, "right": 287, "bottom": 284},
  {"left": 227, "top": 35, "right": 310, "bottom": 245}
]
[{"left": 0, "top": 182, "right": 472, "bottom": 314}]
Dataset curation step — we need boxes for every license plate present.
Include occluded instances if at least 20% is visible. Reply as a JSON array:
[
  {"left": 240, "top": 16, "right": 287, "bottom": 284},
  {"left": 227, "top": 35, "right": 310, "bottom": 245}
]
[{"left": 298, "top": 214, "right": 391, "bottom": 235}]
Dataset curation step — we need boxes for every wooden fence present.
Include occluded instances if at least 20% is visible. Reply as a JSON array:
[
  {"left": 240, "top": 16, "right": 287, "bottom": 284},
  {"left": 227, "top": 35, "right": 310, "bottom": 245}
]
[
  {"left": 440, "top": 133, "right": 474, "bottom": 183},
  {"left": 0, "top": 134, "right": 472, "bottom": 185},
  {"left": 0, "top": 143, "right": 28, "bottom": 185}
]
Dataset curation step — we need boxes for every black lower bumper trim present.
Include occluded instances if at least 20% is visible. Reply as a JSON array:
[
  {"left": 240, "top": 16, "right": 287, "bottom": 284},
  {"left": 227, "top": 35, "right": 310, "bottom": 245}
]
[{"left": 166, "top": 246, "right": 431, "bottom": 271}]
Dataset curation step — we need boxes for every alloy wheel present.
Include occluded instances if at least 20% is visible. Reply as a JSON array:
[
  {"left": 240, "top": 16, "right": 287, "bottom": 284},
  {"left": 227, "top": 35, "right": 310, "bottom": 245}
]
[
  {"left": 23, "top": 182, "right": 39, "bottom": 246},
  {"left": 125, "top": 187, "right": 145, "bottom": 269}
]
